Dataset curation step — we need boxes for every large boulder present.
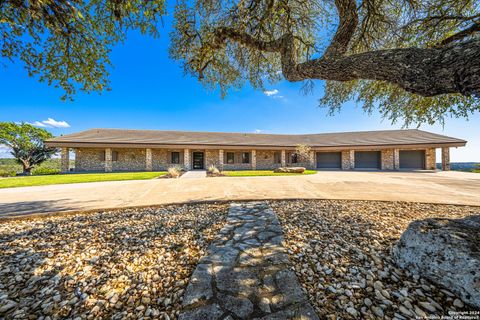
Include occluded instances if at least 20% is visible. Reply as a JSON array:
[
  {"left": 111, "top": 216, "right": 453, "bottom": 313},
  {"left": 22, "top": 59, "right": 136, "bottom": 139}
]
[
  {"left": 393, "top": 215, "right": 480, "bottom": 308},
  {"left": 274, "top": 167, "right": 305, "bottom": 173}
]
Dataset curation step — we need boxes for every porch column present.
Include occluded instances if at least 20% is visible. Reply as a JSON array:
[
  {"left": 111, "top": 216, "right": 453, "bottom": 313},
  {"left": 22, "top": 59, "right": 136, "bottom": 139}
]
[
  {"left": 442, "top": 147, "right": 450, "bottom": 171},
  {"left": 219, "top": 149, "right": 224, "bottom": 170},
  {"left": 61, "top": 147, "right": 69, "bottom": 173},
  {"left": 105, "top": 148, "right": 112, "bottom": 172},
  {"left": 309, "top": 151, "right": 315, "bottom": 169},
  {"left": 393, "top": 149, "right": 400, "bottom": 170},
  {"left": 349, "top": 150, "right": 355, "bottom": 169},
  {"left": 146, "top": 148, "right": 152, "bottom": 171},
  {"left": 251, "top": 150, "right": 257, "bottom": 170},
  {"left": 184, "top": 149, "right": 191, "bottom": 171},
  {"left": 281, "top": 150, "right": 286, "bottom": 167}
]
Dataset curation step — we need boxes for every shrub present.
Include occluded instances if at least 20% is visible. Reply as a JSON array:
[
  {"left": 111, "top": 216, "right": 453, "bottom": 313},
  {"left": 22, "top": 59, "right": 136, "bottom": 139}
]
[
  {"left": 167, "top": 166, "right": 182, "bottom": 178},
  {"left": 31, "top": 167, "right": 60, "bottom": 175},
  {"left": 0, "top": 169, "right": 17, "bottom": 177},
  {"left": 207, "top": 164, "right": 220, "bottom": 174}
]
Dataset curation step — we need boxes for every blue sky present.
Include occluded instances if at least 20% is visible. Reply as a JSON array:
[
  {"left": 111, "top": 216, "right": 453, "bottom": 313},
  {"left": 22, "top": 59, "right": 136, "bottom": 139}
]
[{"left": 1, "top": 11, "right": 479, "bottom": 162}]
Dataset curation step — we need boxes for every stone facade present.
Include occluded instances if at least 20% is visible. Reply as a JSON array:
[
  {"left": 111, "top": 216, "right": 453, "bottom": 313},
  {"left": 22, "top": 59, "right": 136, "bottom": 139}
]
[
  {"left": 426, "top": 148, "right": 437, "bottom": 170},
  {"left": 72, "top": 146, "right": 441, "bottom": 172},
  {"left": 205, "top": 149, "right": 220, "bottom": 168},
  {"left": 61, "top": 147, "right": 70, "bottom": 173},
  {"left": 256, "top": 150, "right": 281, "bottom": 170},
  {"left": 341, "top": 150, "right": 353, "bottom": 170},
  {"left": 75, "top": 148, "right": 107, "bottom": 172},
  {"left": 111, "top": 148, "right": 146, "bottom": 171},
  {"left": 381, "top": 149, "right": 395, "bottom": 170},
  {"left": 441, "top": 147, "right": 449, "bottom": 171}
]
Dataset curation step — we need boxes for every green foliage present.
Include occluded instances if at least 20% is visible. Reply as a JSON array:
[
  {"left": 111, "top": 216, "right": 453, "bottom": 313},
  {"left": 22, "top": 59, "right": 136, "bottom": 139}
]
[
  {"left": 1, "top": 0, "right": 165, "bottom": 100},
  {"left": 321, "top": 80, "right": 480, "bottom": 127},
  {"left": 31, "top": 166, "right": 60, "bottom": 175},
  {"left": 0, "top": 122, "right": 56, "bottom": 173},
  {"left": 169, "top": 0, "right": 480, "bottom": 124},
  {"left": 0, "top": 168, "right": 17, "bottom": 177}
]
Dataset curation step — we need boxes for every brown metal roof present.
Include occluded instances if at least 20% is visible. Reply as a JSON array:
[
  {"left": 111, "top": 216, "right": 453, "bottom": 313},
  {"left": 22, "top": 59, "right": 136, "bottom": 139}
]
[{"left": 45, "top": 128, "right": 466, "bottom": 149}]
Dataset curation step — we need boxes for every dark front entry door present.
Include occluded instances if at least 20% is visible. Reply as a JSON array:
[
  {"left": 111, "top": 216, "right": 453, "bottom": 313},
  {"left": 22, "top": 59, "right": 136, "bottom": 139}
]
[{"left": 192, "top": 152, "right": 204, "bottom": 169}]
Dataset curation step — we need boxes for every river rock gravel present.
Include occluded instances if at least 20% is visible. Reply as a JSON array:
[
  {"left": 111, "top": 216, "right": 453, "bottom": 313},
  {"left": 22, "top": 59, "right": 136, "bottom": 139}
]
[
  {"left": 270, "top": 200, "right": 480, "bottom": 319},
  {"left": 0, "top": 203, "right": 227, "bottom": 320}
]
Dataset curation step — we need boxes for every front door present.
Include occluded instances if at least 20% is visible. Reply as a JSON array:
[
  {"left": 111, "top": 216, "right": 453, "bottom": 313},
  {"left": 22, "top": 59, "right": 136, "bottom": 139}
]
[{"left": 192, "top": 152, "right": 204, "bottom": 169}]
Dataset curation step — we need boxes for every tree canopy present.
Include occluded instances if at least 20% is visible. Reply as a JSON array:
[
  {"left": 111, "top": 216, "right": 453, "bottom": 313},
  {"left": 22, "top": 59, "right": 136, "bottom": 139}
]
[
  {"left": 0, "top": 0, "right": 165, "bottom": 99},
  {"left": 1, "top": 0, "right": 479, "bottom": 125},
  {"left": 170, "top": 0, "right": 480, "bottom": 125},
  {"left": 0, "top": 122, "right": 56, "bottom": 174}
]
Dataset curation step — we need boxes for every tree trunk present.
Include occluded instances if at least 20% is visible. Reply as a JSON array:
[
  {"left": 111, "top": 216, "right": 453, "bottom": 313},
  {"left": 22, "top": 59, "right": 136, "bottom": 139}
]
[
  {"left": 21, "top": 161, "right": 32, "bottom": 176},
  {"left": 283, "top": 39, "right": 480, "bottom": 97}
]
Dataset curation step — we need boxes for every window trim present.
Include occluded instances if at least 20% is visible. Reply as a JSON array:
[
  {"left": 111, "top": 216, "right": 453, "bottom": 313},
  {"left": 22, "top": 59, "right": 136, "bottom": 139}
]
[
  {"left": 291, "top": 153, "right": 298, "bottom": 164},
  {"left": 226, "top": 152, "right": 235, "bottom": 164},
  {"left": 274, "top": 151, "right": 281, "bottom": 164},
  {"left": 242, "top": 152, "right": 250, "bottom": 164},
  {"left": 171, "top": 151, "right": 180, "bottom": 164}
]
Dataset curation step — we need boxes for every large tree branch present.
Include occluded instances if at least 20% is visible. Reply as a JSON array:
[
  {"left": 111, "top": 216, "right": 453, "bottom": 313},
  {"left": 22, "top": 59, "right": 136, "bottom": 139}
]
[
  {"left": 323, "top": 0, "right": 358, "bottom": 58},
  {"left": 437, "top": 22, "right": 480, "bottom": 46},
  {"left": 210, "top": 25, "right": 480, "bottom": 96}
]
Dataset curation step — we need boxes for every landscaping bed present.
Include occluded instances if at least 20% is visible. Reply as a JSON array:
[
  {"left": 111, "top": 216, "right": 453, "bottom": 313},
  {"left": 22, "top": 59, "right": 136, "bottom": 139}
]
[
  {"left": 271, "top": 200, "right": 479, "bottom": 318},
  {"left": 0, "top": 171, "right": 167, "bottom": 188},
  {"left": 0, "top": 203, "right": 228, "bottom": 319}
]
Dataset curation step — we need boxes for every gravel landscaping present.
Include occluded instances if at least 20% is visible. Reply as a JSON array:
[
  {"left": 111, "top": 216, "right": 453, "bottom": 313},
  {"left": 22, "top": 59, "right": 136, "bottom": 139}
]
[
  {"left": 0, "top": 203, "right": 227, "bottom": 319},
  {"left": 271, "top": 200, "right": 480, "bottom": 319}
]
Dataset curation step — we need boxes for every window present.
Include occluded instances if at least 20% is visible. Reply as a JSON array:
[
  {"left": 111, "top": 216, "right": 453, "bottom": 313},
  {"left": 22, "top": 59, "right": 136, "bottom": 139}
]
[
  {"left": 242, "top": 152, "right": 250, "bottom": 164},
  {"left": 226, "top": 152, "right": 235, "bottom": 164},
  {"left": 274, "top": 151, "right": 282, "bottom": 164},
  {"left": 100, "top": 150, "right": 118, "bottom": 161},
  {"left": 171, "top": 152, "right": 180, "bottom": 164},
  {"left": 291, "top": 153, "right": 298, "bottom": 164}
]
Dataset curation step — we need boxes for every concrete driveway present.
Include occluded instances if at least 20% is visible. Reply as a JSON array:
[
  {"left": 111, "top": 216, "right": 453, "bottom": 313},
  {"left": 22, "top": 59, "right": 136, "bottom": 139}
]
[{"left": 0, "top": 171, "right": 479, "bottom": 218}]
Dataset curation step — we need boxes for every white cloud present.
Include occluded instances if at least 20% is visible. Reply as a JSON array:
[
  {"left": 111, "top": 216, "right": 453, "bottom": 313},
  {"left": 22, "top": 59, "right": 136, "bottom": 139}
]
[
  {"left": 29, "top": 118, "right": 70, "bottom": 128},
  {"left": 42, "top": 118, "right": 70, "bottom": 128},
  {"left": 264, "top": 89, "right": 279, "bottom": 96},
  {"left": 31, "top": 121, "right": 48, "bottom": 127},
  {"left": 254, "top": 129, "right": 263, "bottom": 134}
]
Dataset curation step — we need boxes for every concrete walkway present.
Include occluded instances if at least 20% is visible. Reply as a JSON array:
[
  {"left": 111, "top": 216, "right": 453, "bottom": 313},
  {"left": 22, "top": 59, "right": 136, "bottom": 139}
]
[
  {"left": 181, "top": 170, "right": 207, "bottom": 179},
  {"left": 179, "top": 202, "right": 318, "bottom": 320},
  {"left": 0, "top": 171, "right": 479, "bottom": 218}
]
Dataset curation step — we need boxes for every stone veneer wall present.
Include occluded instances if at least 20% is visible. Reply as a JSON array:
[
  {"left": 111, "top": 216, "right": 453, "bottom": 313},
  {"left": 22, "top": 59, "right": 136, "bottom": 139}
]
[
  {"left": 381, "top": 149, "right": 395, "bottom": 170},
  {"left": 425, "top": 148, "right": 436, "bottom": 170},
  {"left": 205, "top": 149, "right": 220, "bottom": 168},
  {"left": 112, "top": 148, "right": 146, "bottom": 171},
  {"left": 341, "top": 150, "right": 353, "bottom": 170},
  {"left": 221, "top": 150, "right": 253, "bottom": 170},
  {"left": 256, "top": 150, "right": 281, "bottom": 170},
  {"left": 75, "top": 148, "right": 106, "bottom": 172}
]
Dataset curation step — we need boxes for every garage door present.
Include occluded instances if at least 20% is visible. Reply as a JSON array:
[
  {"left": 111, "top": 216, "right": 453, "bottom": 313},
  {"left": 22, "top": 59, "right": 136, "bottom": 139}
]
[
  {"left": 316, "top": 152, "right": 342, "bottom": 169},
  {"left": 355, "top": 151, "right": 381, "bottom": 169},
  {"left": 400, "top": 150, "right": 425, "bottom": 169}
]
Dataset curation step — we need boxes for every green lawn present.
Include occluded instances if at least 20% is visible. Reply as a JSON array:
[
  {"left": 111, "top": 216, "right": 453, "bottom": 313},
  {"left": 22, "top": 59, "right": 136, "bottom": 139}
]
[
  {"left": 222, "top": 170, "right": 317, "bottom": 177},
  {"left": 0, "top": 172, "right": 167, "bottom": 188}
]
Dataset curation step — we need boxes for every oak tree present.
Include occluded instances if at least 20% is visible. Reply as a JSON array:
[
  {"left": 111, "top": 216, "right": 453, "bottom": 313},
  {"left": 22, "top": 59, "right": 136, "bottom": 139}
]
[
  {"left": 170, "top": 0, "right": 480, "bottom": 124},
  {"left": 0, "top": 122, "right": 56, "bottom": 175},
  {"left": 0, "top": 0, "right": 165, "bottom": 100}
]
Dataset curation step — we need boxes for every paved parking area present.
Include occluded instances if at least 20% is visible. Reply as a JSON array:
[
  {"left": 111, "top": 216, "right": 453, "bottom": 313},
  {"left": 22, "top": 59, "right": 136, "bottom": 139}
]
[{"left": 0, "top": 171, "right": 479, "bottom": 218}]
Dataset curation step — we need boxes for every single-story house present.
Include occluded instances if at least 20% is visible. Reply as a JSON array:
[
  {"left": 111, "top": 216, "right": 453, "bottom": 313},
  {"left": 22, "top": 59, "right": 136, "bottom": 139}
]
[{"left": 45, "top": 128, "right": 466, "bottom": 173}]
